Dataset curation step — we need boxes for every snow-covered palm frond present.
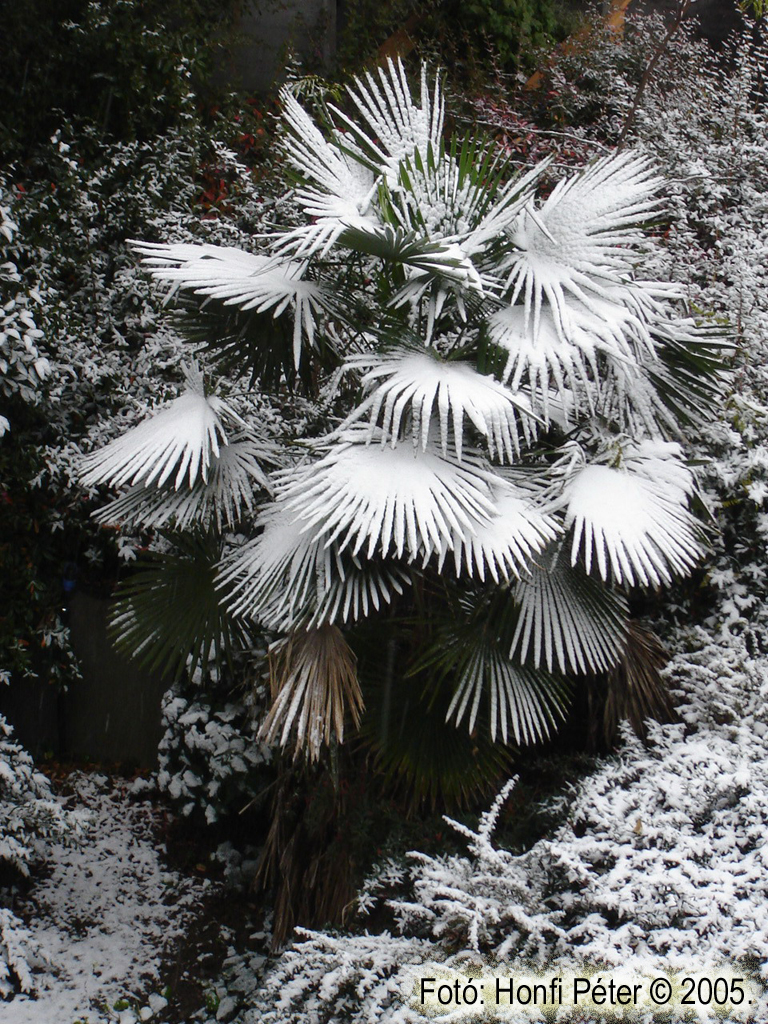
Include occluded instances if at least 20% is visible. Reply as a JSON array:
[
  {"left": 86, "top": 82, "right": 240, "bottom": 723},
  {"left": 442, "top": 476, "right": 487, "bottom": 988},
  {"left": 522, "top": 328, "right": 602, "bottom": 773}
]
[
  {"left": 448, "top": 481, "right": 560, "bottom": 582},
  {"left": 447, "top": 643, "right": 569, "bottom": 744},
  {"left": 486, "top": 286, "right": 672, "bottom": 421},
  {"left": 502, "top": 153, "right": 664, "bottom": 342},
  {"left": 560, "top": 441, "right": 703, "bottom": 586},
  {"left": 80, "top": 364, "right": 233, "bottom": 490},
  {"left": 486, "top": 305, "right": 599, "bottom": 418},
  {"left": 331, "top": 60, "right": 444, "bottom": 183},
  {"left": 130, "top": 242, "right": 329, "bottom": 368},
  {"left": 510, "top": 543, "right": 629, "bottom": 674},
  {"left": 277, "top": 431, "right": 498, "bottom": 564},
  {"left": 218, "top": 504, "right": 410, "bottom": 630},
  {"left": 276, "top": 90, "right": 380, "bottom": 257},
  {"left": 93, "top": 436, "right": 269, "bottom": 531},
  {"left": 374, "top": 144, "right": 538, "bottom": 333},
  {"left": 388, "top": 254, "right": 485, "bottom": 343},
  {"left": 348, "top": 351, "right": 537, "bottom": 460},
  {"left": 220, "top": 508, "right": 333, "bottom": 626},
  {"left": 261, "top": 625, "right": 363, "bottom": 761}
]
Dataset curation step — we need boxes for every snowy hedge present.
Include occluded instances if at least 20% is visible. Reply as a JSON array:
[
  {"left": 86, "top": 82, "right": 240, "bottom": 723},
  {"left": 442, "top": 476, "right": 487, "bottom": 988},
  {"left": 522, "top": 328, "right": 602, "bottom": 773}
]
[{"left": 0, "top": 715, "right": 89, "bottom": 997}]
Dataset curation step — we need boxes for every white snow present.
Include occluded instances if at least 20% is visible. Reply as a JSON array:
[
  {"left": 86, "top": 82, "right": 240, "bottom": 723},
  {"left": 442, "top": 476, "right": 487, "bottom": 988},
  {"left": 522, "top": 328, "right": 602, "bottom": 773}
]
[{"left": 4, "top": 772, "right": 210, "bottom": 1024}]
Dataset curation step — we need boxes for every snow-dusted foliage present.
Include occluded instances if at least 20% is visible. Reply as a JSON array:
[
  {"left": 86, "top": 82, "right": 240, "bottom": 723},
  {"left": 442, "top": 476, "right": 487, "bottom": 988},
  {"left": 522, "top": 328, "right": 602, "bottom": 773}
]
[
  {"left": 239, "top": 629, "right": 768, "bottom": 1022},
  {"left": 0, "top": 193, "right": 48, "bottom": 430},
  {"left": 82, "top": 58, "right": 726, "bottom": 760},
  {"left": 156, "top": 686, "right": 271, "bottom": 823},
  {"left": 0, "top": 715, "right": 88, "bottom": 998}
]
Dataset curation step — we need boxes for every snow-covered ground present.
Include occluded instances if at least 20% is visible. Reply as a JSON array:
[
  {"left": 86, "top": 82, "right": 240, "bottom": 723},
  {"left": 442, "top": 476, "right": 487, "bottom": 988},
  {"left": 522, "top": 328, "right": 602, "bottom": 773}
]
[{"left": 5, "top": 772, "right": 211, "bottom": 1024}]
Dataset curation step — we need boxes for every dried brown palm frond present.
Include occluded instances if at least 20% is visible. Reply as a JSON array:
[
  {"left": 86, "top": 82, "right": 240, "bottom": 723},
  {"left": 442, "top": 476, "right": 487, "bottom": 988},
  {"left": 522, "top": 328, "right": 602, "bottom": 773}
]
[
  {"left": 588, "top": 619, "right": 677, "bottom": 750},
  {"left": 260, "top": 624, "right": 364, "bottom": 761}
]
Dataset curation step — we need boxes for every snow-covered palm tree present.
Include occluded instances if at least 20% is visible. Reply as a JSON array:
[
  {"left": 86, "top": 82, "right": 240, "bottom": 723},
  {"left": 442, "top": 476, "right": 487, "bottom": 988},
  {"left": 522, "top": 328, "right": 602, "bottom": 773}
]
[{"left": 81, "top": 60, "right": 726, "bottom": 775}]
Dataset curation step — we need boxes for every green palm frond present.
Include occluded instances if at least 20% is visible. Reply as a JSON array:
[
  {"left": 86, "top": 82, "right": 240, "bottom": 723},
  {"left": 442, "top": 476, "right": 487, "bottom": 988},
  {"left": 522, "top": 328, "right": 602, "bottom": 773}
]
[
  {"left": 510, "top": 542, "right": 629, "bottom": 675},
  {"left": 110, "top": 532, "right": 254, "bottom": 680},
  {"left": 411, "top": 588, "right": 572, "bottom": 745},
  {"left": 173, "top": 298, "right": 321, "bottom": 391},
  {"left": 647, "top": 320, "right": 733, "bottom": 429},
  {"left": 588, "top": 620, "right": 676, "bottom": 748},
  {"left": 357, "top": 627, "right": 516, "bottom": 811}
]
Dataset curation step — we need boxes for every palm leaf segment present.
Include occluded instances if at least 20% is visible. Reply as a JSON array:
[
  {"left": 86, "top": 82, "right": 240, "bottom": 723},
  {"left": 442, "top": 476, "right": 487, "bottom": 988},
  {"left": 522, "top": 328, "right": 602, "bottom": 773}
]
[
  {"left": 510, "top": 542, "right": 629, "bottom": 675},
  {"left": 414, "top": 590, "right": 571, "bottom": 745},
  {"left": 277, "top": 429, "right": 557, "bottom": 572}
]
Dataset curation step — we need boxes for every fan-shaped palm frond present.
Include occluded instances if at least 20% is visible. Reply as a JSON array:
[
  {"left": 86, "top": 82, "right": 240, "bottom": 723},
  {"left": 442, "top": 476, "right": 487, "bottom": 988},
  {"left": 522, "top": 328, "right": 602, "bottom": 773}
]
[
  {"left": 355, "top": 617, "right": 517, "bottom": 810},
  {"left": 331, "top": 60, "right": 444, "bottom": 183},
  {"left": 645, "top": 320, "right": 733, "bottom": 429},
  {"left": 501, "top": 153, "right": 664, "bottom": 343},
  {"left": 447, "top": 645, "right": 568, "bottom": 745},
  {"left": 130, "top": 242, "right": 330, "bottom": 369},
  {"left": 80, "top": 363, "right": 234, "bottom": 490},
  {"left": 261, "top": 625, "right": 363, "bottom": 761},
  {"left": 348, "top": 350, "right": 537, "bottom": 460},
  {"left": 275, "top": 90, "right": 380, "bottom": 257},
  {"left": 218, "top": 505, "right": 410, "bottom": 631},
  {"left": 486, "top": 305, "right": 598, "bottom": 419},
  {"left": 412, "top": 589, "right": 570, "bottom": 744},
  {"left": 277, "top": 430, "right": 498, "bottom": 563},
  {"left": 448, "top": 481, "right": 560, "bottom": 582},
  {"left": 93, "top": 436, "right": 270, "bottom": 530},
  {"left": 485, "top": 283, "right": 677, "bottom": 423},
  {"left": 383, "top": 135, "right": 544, "bottom": 266},
  {"left": 509, "top": 542, "right": 629, "bottom": 674},
  {"left": 109, "top": 532, "right": 254, "bottom": 680},
  {"left": 561, "top": 441, "right": 703, "bottom": 586}
]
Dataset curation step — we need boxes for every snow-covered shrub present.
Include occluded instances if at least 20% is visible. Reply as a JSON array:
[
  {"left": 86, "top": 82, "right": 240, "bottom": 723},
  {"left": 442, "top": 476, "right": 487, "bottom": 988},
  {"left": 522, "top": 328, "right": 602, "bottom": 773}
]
[
  {"left": 157, "top": 685, "right": 271, "bottom": 824},
  {"left": 538, "top": 628, "right": 768, "bottom": 970},
  {"left": 243, "top": 625, "right": 768, "bottom": 1021},
  {"left": 0, "top": 714, "right": 88, "bottom": 997},
  {"left": 0, "top": 192, "right": 48, "bottom": 427}
]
